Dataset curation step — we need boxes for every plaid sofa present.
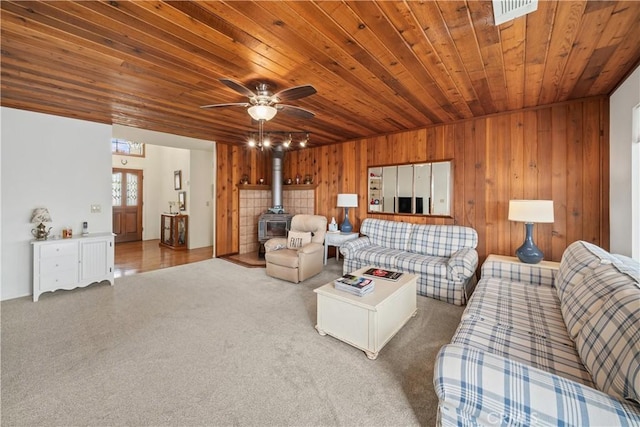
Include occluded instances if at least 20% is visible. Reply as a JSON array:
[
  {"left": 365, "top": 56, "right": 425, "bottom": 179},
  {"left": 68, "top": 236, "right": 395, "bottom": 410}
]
[
  {"left": 434, "top": 241, "right": 640, "bottom": 426},
  {"left": 339, "top": 218, "right": 478, "bottom": 305}
]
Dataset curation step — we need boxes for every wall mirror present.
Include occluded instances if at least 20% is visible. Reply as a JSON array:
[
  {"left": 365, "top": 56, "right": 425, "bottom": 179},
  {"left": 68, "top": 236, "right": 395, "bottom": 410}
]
[{"left": 368, "top": 160, "right": 452, "bottom": 216}]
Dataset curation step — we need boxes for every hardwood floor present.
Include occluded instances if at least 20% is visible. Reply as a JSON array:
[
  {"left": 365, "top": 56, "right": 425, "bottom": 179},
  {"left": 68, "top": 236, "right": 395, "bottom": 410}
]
[{"left": 114, "top": 239, "right": 213, "bottom": 278}]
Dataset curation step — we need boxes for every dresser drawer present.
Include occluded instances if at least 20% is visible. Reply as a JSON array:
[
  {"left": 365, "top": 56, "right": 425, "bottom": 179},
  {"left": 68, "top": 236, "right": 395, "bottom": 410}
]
[
  {"left": 40, "top": 242, "right": 78, "bottom": 259},
  {"left": 40, "top": 254, "right": 78, "bottom": 274},
  {"left": 39, "top": 269, "right": 79, "bottom": 291}
]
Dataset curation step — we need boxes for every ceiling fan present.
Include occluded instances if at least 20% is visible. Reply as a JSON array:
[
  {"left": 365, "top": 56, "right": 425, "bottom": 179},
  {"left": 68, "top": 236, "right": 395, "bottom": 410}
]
[{"left": 200, "top": 78, "right": 317, "bottom": 121}]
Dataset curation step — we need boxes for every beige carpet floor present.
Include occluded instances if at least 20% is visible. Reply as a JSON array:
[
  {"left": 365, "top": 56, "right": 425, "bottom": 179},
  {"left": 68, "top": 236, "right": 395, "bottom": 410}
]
[{"left": 1, "top": 259, "right": 464, "bottom": 426}]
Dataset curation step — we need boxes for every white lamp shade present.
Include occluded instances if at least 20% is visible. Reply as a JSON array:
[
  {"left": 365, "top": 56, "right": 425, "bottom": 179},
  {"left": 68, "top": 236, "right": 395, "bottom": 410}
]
[
  {"left": 31, "top": 207, "right": 52, "bottom": 223},
  {"left": 508, "top": 200, "right": 554, "bottom": 223},
  {"left": 337, "top": 194, "right": 358, "bottom": 208},
  {"left": 247, "top": 105, "right": 277, "bottom": 121}
]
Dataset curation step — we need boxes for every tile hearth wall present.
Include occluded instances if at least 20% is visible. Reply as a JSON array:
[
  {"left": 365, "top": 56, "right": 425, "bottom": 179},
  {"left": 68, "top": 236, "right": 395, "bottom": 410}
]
[{"left": 239, "top": 189, "right": 315, "bottom": 254}]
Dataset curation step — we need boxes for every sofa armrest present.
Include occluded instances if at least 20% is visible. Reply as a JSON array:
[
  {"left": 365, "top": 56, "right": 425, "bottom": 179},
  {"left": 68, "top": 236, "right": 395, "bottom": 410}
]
[
  {"left": 339, "top": 236, "right": 371, "bottom": 259},
  {"left": 480, "top": 256, "right": 556, "bottom": 287},
  {"left": 447, "top": 247, "right": 478, "bottom": 281},
  {"left": 434, "top": 344, "right": 640, "bottom": 426},
  {"left": 264, "top": 238, "right": 287, "bottom": 252}
]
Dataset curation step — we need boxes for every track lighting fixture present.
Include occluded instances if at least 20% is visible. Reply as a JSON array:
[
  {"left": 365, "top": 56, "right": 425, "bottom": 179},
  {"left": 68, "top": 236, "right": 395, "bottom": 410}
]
[{"left": 246, "top": 129, "right": 311, "bottom": 150}]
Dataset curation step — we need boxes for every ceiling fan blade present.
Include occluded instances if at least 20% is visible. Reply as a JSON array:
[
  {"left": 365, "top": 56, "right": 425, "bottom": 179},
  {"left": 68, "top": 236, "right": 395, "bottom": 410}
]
[
  {"left": 274, "top": 85, "right": 317, "bottom": 102},
  {"left": 200, "top": 102, "right": 250, "bottom": 109},
  {"left": 276, "top": 104, "right": 316, "bottom": 119},
  {"left": 219, "top": 78, "right": 256, "bottom": 98}
]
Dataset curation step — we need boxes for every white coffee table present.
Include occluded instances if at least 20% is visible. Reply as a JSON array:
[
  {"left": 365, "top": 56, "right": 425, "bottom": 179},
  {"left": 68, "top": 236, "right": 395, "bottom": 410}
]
[{"left": 314, "top": 266, "right": 417, "bottom": 359}]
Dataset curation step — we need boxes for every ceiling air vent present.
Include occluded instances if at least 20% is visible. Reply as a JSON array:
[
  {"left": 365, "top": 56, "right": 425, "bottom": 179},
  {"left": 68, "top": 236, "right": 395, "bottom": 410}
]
[{"left": 492, "top": 0, "right": 538, "bottom": 25}]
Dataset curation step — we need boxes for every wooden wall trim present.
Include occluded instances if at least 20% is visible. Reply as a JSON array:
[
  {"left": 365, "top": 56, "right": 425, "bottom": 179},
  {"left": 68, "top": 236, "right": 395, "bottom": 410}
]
[{"left": 217, "top": 98, "right": 610, "bottom": 263}]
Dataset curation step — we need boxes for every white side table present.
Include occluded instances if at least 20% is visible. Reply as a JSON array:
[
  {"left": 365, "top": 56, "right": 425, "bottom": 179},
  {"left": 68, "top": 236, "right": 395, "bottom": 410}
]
[
  {"left": 484, "top": 254, "right": 560, "bottom": 271},
  {"left": 324, "top": 232, "right": 359, "bottom": 265}
]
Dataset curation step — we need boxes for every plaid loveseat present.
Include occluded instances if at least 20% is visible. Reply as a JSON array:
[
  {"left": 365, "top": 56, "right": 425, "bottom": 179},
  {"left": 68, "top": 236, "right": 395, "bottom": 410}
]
[
  {"left": 434, "top": 241, "right": 640, "bottom": 426},
  {"left": 339, "top": 218, "right": 478, "bottom": 305}
]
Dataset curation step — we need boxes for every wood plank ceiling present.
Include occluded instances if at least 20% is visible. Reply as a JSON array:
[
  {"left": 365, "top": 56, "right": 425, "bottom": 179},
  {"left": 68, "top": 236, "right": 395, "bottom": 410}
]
[{"left": 2, "top": 1, "right": 639, "bottom": 147}]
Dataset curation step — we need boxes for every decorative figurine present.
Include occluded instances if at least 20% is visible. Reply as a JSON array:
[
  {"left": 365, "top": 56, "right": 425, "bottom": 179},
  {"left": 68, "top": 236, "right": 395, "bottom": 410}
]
[{"left": 30, "top": 207, "right": 52, "bottom": 240}]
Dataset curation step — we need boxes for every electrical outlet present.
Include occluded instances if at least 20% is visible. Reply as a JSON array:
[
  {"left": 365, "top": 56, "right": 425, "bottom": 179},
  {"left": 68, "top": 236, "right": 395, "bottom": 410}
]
[{"left": 91, "top": 204, "right": 101, "bottom": 213}]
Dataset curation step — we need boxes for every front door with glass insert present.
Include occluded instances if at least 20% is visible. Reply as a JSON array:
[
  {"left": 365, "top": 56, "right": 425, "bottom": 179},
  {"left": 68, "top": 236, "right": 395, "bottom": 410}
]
[{"left": 112, "top": 168, "right": 143, "bottom": 243}]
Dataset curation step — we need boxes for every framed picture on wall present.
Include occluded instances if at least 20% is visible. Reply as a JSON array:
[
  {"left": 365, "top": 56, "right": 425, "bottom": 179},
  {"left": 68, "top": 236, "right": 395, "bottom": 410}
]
[
  {"left": 174, "top": 170, "right": 182, "bottom": 190},
  {"left": 178, "top": 191, "right": 186, "bottom": 211}
]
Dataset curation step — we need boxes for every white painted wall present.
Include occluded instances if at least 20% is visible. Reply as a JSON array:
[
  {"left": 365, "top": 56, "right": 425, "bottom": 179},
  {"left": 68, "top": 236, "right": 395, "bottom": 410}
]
[
  {"left": 432, "top": 161, "right": 452, "bottom": 215},
  {"left": 112, "top": 145, "right": 190, "bottom": 241},
  {"left": 112, "top": 125, "right": 215, "bottom": 249},
  {"left": 189, "top": 149, "right": 214, "bottom": 249},
  {"left": 610, "top": 64, "right": 640, "bottom": 260},
  {"left": 1, "top": 107, "right": 112, "bottom": 300},
  {"left": 158, "top": 146, "right": 191, "bottom": 238},
  {"left": 0, "top": 110, "right": 217, "bottom": 301}
]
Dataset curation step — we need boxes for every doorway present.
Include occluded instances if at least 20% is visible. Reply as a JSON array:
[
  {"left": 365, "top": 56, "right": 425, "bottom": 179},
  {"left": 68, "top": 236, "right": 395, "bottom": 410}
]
[{"left": 112, "top": 168, "right": 143, "bottom": 243}]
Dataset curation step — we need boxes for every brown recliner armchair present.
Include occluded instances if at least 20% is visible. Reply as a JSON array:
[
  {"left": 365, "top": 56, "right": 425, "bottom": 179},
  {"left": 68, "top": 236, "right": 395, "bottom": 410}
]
[{"left": 264, "top": 214, "right": 327, "bottom": 283}]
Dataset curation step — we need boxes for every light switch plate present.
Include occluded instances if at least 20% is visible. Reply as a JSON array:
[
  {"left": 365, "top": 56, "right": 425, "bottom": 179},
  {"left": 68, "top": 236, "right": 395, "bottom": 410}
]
[{"left": 91, "top": 204, "right": 101, "bottom": 213}]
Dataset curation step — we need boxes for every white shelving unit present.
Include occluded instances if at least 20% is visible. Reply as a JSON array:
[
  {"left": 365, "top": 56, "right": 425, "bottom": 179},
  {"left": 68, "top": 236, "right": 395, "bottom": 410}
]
[{"left": 368, "top": 169, "right": 383, "bottom": 212}]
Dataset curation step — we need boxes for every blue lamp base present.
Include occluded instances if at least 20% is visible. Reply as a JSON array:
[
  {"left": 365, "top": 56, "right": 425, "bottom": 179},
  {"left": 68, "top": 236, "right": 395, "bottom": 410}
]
[
  {"left": 340, "top": 207, "right": 353, "bottom": 233},
  {"left": 516, "top": 223, "right": 544, "bottom": 264}
]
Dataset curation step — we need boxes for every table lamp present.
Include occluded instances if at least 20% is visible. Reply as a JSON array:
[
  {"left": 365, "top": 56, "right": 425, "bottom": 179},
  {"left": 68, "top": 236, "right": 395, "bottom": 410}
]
[
  {"left": 337, "top": 194, "right": 358, "bottom": 233},
  {"left": 31, "top": 207, "right": 53, "bottom": 240},
  {"left": 508, "top": 200, "right": 554, "bottom": 264}
]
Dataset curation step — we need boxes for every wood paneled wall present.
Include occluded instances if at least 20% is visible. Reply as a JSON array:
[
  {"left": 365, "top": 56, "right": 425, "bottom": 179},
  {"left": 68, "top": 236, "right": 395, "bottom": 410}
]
[{"left": 217, "top": 97, "right": 609, "bottom": 265}]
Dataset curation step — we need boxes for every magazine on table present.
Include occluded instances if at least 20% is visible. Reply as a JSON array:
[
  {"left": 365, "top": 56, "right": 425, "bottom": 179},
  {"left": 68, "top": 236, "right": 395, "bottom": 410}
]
[
  {"left": 362, "top": 268, "right": 403, "bottom": 281},
  {"left": 334, "top": 274, "right": 374, "bottom": 289},
  {"left": 335, "top": 281, "right": 375, "bottom": 297}
]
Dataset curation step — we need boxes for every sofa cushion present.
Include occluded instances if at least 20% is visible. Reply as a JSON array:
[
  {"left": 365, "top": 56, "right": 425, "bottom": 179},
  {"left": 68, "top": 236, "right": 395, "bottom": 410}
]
[
  {"left": 614, "top": 254, "right": 640, "bottom": 276},
  {"left": 562, "top": 262, "right": 638, "bottom": 340},
  {"left": 395, "top": 252, "right": 448, "bottom": 279},
  {"left": 360, "top": 219, "right": 412, "bottom": 251},
  {"left": 406, "top": 224, "right": 478, "bottom": 257},
  {"left": 451, "top": 317, "right": 594, "bottom": 386},
  {"left": 575, "top": 283, "right": 640, "bottom": 404},
  {"left": 556, "top": 240, "right": 621, "bottom": 301},
  {"left": 481, "top": 255, "right": 556, "bottom": 287},
  {"left": 464, "top": 277, "right": 573, "bottom": 347},
  {"left": 345, "top": 245, "right": 405, "bottom": 270}
]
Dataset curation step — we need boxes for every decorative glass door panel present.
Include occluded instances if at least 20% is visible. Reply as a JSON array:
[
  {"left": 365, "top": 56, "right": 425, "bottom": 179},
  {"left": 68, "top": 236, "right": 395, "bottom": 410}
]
[{"left": 112, "top": 168, "right": 143, "bottom": 243}]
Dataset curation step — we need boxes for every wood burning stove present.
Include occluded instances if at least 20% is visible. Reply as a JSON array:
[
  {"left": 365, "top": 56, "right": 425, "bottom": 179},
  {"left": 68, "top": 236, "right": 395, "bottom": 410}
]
[
  {"left": 257, "top": 213, "right": 293, "bottom": 258},
  {"left": 256, "top": 145, "right": 294, "bottom": 258},
  {"left": 258, "top": 213, "right": 293, "bottom": 242}
]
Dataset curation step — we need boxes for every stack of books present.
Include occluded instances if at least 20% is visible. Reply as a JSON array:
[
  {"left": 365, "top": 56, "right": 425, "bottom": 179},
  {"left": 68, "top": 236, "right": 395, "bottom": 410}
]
[{"left": 334, "top": 274, "right": 375, "bottom": 297}]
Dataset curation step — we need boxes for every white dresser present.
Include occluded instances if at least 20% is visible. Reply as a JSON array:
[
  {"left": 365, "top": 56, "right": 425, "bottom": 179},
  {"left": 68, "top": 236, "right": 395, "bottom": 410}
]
[{"left": 32, "top": 232, "right": 115, "bottom": 301}]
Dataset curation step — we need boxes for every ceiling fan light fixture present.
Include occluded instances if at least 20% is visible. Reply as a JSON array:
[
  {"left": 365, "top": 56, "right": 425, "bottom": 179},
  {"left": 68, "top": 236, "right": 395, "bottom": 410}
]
[{"left": 248, "top": 105, "right": 277, "bottom": 121}]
